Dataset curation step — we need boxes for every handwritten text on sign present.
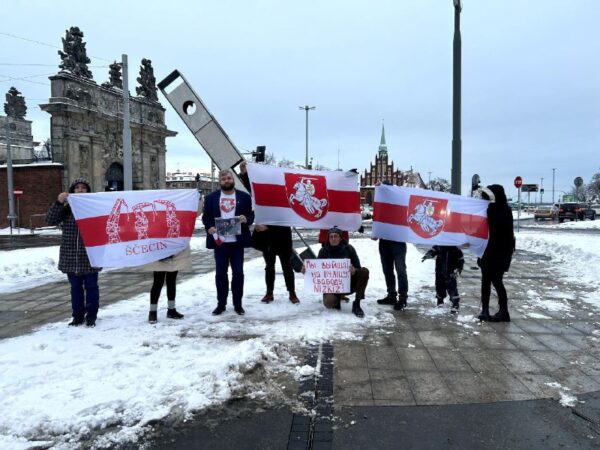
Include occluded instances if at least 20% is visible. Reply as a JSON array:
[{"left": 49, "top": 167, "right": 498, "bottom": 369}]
[{"left": 304, "top": 258, "right": 351, "bottom": 294}]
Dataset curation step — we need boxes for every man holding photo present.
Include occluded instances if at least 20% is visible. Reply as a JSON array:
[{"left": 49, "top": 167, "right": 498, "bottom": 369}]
[{"left": 203, "top": 169, "right": 254, "bottom": 315}]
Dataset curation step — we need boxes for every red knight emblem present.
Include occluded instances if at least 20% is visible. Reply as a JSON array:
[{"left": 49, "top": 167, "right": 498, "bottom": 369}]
[
  {"left": 284, "top": 173, "right": 329, "bottom": 221},
  {"left": 407, "top": 195, "right": 448, "bottom": 238}
]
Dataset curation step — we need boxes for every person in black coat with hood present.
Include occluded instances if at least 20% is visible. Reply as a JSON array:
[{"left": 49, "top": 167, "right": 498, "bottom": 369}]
[{"left": 478, "top": 184, "right": 515, "bottom": 322}]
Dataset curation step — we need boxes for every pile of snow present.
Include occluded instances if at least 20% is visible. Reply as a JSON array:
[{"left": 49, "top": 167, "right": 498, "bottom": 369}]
[
  {"left": 512, "top": 211, "right": 534, "bottom": 220},
  {"left": 516, "top": 230, "right": 600, "bottom": 307},
  {"left": 0, "top": 246, "right": 61, "bottom": 293},
  {"left": 0, "top": 240, "right": 430, "bottom": 449},
  {"left": 0, "top": 227, "right": 61, "bottom": 236},
  {"left": 542, "top": 220, "right": 600, "bottom": 230}
]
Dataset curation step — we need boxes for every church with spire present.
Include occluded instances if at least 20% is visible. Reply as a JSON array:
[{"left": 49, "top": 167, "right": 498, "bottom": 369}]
[{"left": 359, "top": 124, "right": 426, "bottom": 205}]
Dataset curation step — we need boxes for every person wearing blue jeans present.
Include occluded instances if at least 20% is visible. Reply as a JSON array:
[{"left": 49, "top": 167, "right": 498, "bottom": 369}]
[
  {"left": 376, "top": 239, "right": 409, "bottom": 310},
  {"left": 202, "top": 169, "right": 254, "bottom": 316},
  {"left": 46, "top": 178, "right": 101, "bottom": 327},
  {"left": 214, "top": 243, "right": 245, "bottom": 309},
  {"left": 67, "top": 273, "right": 99, "bottom": 324}
]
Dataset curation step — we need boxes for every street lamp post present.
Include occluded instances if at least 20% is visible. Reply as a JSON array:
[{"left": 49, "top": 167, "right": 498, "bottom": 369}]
[
  {"left": 451, "top": 0, "right": 462, "bottom": 195},
  {"left": 4, "top": 118, "right": 17, "bottom": 233},
  {"left": 540, "top": 177, "right": 544, "bottom": 204},
  {"left": 299, "top": 105, "right": 316, "bottom": 169},
  {"left": 552, "top": 168, "right": 556, "bottom": 204}
]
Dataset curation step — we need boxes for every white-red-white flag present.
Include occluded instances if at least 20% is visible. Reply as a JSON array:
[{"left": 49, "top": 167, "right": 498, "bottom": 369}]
[
  {"left": 68, "top": 189, "right": 199, "bottom": 268},
  {"left": 246, "top": 163, "right": 361, "bottom": 230},
  {"left": 372, "top": 185, "right": 489, "bottom": 256}
]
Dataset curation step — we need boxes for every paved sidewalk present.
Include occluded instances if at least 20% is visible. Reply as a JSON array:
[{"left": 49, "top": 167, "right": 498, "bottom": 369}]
[{"left": 334, "top": 249, "right": 600, "bottom": 407}]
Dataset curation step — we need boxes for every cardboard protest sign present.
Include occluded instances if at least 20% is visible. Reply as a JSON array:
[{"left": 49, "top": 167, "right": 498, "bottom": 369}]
[{"left": 304, "top": 258, "right": 351, "bottom": 294}]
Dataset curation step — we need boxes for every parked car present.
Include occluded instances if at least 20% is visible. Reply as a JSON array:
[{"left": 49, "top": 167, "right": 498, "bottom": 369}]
[
  {"left": 580, "top": 204, "right": 597, "bottom": 220},
  {"left": 534, "top": 205, "right": 558, "bottom": 221},
  {"left": 558, "top": 203, "right": 579, "bottom": 222},
  {"left": 558, "top": 203, "right": 596, "bottom": 222}
]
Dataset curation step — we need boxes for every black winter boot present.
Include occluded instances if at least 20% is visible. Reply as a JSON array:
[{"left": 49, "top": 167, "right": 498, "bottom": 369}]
[
  {"left": 167, "top": 308, "right": 184, "bottom": 319},
  {"left": 394, "top": 295, "right": 407, "bottom": 311},
  {"left": 488, "top": 310, "right": 510, "bottom": 322},
  {"left": 148, "top": 311, "right": 158, "bottom": 323},
  {"left": 377, "top": 294, "right": 397, "bottom": 305},
  {"left": 352, "top": 300, "right": 365, "bottom": 318},
  {"left": 436, "top": 296, "right": 444, "bottom": 306},
  {"left": 477, "top": 307, "right": 491, "bottom": 321},
  {"left": 212, "top": 304, "right": 226, "bottom": 315}
]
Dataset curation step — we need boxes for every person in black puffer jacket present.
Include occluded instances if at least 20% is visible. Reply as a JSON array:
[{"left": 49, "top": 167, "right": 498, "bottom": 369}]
[
  {"left": 46, "top": 178, "right": 101, "bottom": 327},
  {"left": 303, "top": 227, "right": 370, "bottom": 318},
  {"left": 478, "top": 184, "right": 515, "bottom": 322}
]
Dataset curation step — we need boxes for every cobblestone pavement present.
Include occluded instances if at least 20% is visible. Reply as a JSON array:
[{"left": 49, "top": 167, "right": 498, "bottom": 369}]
[{"left": 334, "top": 248, "right": 600, "bottom": 406}]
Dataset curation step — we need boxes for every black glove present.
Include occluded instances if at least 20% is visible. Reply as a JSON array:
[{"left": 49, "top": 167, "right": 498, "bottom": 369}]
[
  {"left": 421, "top": 250, "right": 434, "bottom": 262},
  {"left": 358, "top": 225, "right": 365, "bottom": 234}
]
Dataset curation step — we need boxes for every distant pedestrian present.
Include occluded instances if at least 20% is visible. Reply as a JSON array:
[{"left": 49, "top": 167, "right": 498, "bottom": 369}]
[
  {"left": 478, "top": 184, "right": 515, "bottom": 322},
  {"left": 421, "top": 245, "right": 464, "bottom": 313},
  {"left": 45, "top": 178, "right": 101, "bottom": 327},
  {"left": 142, "top": 247, "right": 190, "bottom": 323},
  {"left": 202, "top": 169, "right": 254, "bottom": 316}
]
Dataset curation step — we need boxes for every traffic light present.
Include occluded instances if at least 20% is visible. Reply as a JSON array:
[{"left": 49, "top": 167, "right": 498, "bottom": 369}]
[{"left": 252, "top": 145, "right": 266, "bottom": 163}]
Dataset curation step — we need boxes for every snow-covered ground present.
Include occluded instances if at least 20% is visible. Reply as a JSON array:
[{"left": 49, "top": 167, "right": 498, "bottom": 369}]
[
  {"left": 516, "top": 229, "right": 600, "bottom": 308},
  {"left": 0, "top": 239, "right": 425, "bottom": 449},
  {"left": 512, "top": 211, "right": 534, "bottom": 220},
  {"left": 0, "top": 226, "right": 61, "bottom": 236},
  {"left": 528, "top": 219, "right": 600, "bottom": 230},
  {"left": 0, "top": 246, "right": 62, "bottom": 293},
  {"left": 1, "top": 228, "right": 600, "bottom": 449}
]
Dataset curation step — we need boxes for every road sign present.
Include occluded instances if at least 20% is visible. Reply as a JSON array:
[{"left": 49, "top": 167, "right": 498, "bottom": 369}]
[
  {"left": 540, "top": 188, "right": 544, "bottom": 194},
  {"left": 13, "top": 186, "right": 23, "bottom": 196},
  {"left": 514, "top": 176, "right": 522, "bottom": 188},
  {"left": 574, "top": 177, "right": 583, "bottom": 187},
  {"left": 520, "top": 183, "right": 538, "bottom": 193}
]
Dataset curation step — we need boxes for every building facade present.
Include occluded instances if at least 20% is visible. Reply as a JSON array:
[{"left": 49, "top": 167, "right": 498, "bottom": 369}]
[
  {"left": 359, "top": 125, "right": 426, "bottom": 205},
  {"left": 40, "top": 72, "right": 176, "bottom": 192}
]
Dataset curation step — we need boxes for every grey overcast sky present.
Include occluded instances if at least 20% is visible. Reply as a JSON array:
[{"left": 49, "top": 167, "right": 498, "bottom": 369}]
[{"left": 2, "top": 0, "right": 599, "bottom": 197}]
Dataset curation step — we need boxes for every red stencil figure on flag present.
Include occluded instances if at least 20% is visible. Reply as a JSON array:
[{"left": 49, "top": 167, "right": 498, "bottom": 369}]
[
  {"left": 285, "top": 173, "right": 329, "bottom": 221},
  {"left": 407, "top": 195, "right": 448, "bottom": 238}
]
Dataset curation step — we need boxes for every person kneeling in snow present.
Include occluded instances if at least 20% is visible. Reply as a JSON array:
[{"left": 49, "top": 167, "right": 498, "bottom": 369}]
[
  {"left": 421, "top": 245, "right": 464, "bottom": 314},
  {"left": 302, "top": 227, "right": 369, "bottom": 318}
]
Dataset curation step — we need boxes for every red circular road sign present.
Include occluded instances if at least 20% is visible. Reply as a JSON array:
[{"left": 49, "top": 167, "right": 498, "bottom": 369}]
[
  {"left": 13, "top": 186, "right": 23, "bottom": 196},
  {"left": 514, "top": 176, "right": 522, "bottom": 188}
]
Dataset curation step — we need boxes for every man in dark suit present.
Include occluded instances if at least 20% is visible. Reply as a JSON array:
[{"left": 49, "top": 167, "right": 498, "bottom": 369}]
[{"left": 202, "top": 169, "right": 254, "bottom": 315}]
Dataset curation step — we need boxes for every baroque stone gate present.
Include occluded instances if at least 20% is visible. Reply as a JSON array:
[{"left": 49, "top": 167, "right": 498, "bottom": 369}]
[{"left": 40, "top": 27, "right": 176, "bottom": 192}]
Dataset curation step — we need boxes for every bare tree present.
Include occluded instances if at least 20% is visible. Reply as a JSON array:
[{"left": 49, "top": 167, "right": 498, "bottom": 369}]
[
  {"left": 264, "top": 152, "right": 277, "bottom": 165},
  {"left": 278, "top": 158, "right": 296, "bottom": 168},
  {"left": 429, "top": 177, "right": 451, "bottom": 192}
]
